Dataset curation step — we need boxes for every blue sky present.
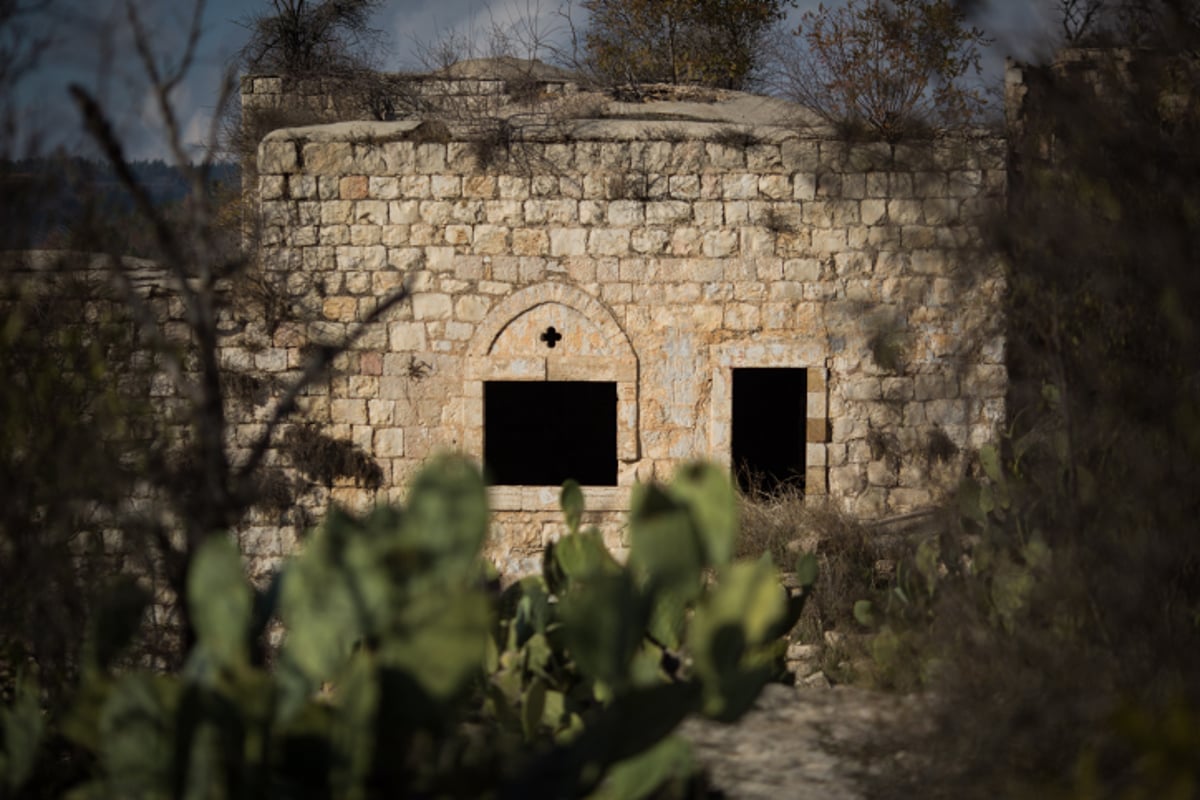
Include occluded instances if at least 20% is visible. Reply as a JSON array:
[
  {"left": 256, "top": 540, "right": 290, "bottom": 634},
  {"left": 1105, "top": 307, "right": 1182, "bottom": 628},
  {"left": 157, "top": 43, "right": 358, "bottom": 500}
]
[{"left": 14, "top": 0, "right": 1058, "bottom": 161}]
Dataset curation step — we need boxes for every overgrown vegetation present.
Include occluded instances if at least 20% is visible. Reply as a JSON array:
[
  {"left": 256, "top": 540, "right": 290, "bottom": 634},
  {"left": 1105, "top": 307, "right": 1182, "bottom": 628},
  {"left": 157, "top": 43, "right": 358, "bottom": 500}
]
[
  {"left": 237, "top": 0, "right": 386, "bottom": 77},
  {"left": 781, "top": 0, "right": 991, "bottom": 141},
  {"left": 0, "top": 459, "right": 816, "bottom": 797},
  {"left": 0, "top": 268, "right": 159, "bottom": 708},
  {"left": 581, "top": 0, "right": 795, "bottom": 90},
  {"left": 737, "top": 487, "right": 884, "bottom": 653},
  {"left": 7, "top": 0, "right": 1200, "bottom": 796},
  {"left": 846, "top": 32, "right": 1200, "bottom": 800}
]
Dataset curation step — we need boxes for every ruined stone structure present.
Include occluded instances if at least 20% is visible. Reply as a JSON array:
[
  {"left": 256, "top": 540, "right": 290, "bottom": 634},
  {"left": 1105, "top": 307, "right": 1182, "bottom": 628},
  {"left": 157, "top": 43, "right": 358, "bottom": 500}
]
[{"left": 234, "top": 69, "right": 1007, "bottom": 575}]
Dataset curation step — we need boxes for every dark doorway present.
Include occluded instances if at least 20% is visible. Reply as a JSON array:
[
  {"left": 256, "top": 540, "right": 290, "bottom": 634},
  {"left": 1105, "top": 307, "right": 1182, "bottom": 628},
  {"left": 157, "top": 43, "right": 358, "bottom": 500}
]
[
  {"left": 732, "top": 368, "right": 807, "bottom": 494},
  {"left": 484, "top": 381, "right": 617, "bottom": 486}
]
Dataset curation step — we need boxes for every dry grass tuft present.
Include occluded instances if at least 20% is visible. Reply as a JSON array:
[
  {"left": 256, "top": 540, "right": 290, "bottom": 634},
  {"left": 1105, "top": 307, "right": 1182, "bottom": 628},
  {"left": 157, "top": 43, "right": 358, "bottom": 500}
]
[{"left": 737, "top": 485, "right": 887, "bottom": 657}]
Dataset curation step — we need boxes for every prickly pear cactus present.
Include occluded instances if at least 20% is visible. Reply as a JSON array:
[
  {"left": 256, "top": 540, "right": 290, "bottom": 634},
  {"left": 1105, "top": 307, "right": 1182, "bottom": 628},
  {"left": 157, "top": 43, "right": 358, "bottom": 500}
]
[
  {"left": 492, "top": 464, "right": 817, "bottom": 796},
  {"left": 44, "top": 457, "right": 813, "bottom": 800}
]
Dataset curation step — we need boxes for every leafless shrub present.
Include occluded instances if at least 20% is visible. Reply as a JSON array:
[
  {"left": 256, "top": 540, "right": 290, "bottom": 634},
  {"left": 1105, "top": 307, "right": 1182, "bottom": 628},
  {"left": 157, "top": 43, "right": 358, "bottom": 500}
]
[{"left": 709, "top": 126, "right": 763, "bottom": 149}]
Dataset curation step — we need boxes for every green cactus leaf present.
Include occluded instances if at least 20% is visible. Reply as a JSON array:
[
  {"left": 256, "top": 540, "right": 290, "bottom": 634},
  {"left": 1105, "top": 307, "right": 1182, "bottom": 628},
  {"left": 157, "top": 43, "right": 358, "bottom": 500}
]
[
  {"left": 536, "top": 682, "right": 700, "bottom": 796},
  {"left": 491, "top": 664, "right": 524, "bottom": 709},
  {"left": 99, "top": 674, "right": 179, "bottom": 797},
  {"left": 630, "top": 641, "right": 667, "bottom": 687},
  {"left": 958, "top": 478, "right": 989, "bottom": 526},
  {"left": 979, "top": 444, "right": 1004, "bottom": 484},
  {"left": 513, "top": 577, "right": 553, "bottom": 645},
  {"left": 1022, "top": 537, "right": 1052, "bottom": 571},
  {"left": 175, "top": 692, "right": 229, "bottom": 800},
  {"left": 555, "top": 530, "right": 623, "bottom": 585},
  {"left": 629, "top": 500, "right": 703, "bottom": 594},
  {"left": 522, "top": 679, "right": 547, "bottom": 740},
  {"left": 915, "top": 538, "right": 940, "bottom": 596},
  {"left": 401, "top": 454, "right": 488, "bottom": 574},
  {"left": 381, "top": 590, "right": 490, "bottom": 699},
  {"left": 629, "top": 492, "right": 704, "bottom": 650},
  {"left": 523, "top": 633, "right": 554, "bottom": 677},
  {"left": 690, "top": 559, "right": 787, "bottom": 720},
  {"left": 587, "top": 735, "right": 695, "bottom": 800},
  {"left": 562, "top": 479, "right": 585, "bottom": 535},
  {"left": 853, "top": 599, "right": 876, "bottom": 627},
  {"left": 668, "top": 462, "right": 738, "bottom": 567},
  {"left": 330, "top": 651, "right": 379, "bottom": 800},
  {"left": 557, "top": 712, "right": 586, "bottom": 744},
  {"left": 991, "top": 560, "right": 1035, "bottom": 632},
  {"left": 560, "top": 572, "right": 645, "bottom": 689},
  {"left": 1, "top": 677, "right": 44, "bottom": 792},
  {"left": 795, "top": 552, "right": 819, "bottom": 588},
  {"left": 979, "top": 484, "right": 995, "bottom": 516},
  {"left": 279, "top": 538, "right": 362, "bottom": 692},
  {"left": 870, "top": 625, "right": 902, "bottom": 671},
  {"left": 541, "top": 689, "right": 567, "bottom": 731},
  {"left": 645, "top": 590, "right": 689, "bottom": 652},
  {"left": 188, "top": 536, "right": 253, "bottom": 672}
]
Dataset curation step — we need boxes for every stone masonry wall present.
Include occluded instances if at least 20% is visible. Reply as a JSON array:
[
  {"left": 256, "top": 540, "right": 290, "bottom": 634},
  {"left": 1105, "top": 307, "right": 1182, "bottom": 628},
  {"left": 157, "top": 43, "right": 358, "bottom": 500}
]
[
  {"left": 235, "top": 114, "right": 1007, "bottom": 576},
  {"left": 240, "top": 70, "right": 580, "bottom": 127}
]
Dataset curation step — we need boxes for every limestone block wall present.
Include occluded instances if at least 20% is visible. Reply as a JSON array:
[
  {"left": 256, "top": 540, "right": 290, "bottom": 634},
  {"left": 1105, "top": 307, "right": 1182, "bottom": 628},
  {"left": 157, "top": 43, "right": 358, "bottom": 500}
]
[
  {"left": 238, "top": 116, "right": 1007, "bottom": 575},
  {"left": 240, "top": 71, "right": 579, "bottom": 127}
]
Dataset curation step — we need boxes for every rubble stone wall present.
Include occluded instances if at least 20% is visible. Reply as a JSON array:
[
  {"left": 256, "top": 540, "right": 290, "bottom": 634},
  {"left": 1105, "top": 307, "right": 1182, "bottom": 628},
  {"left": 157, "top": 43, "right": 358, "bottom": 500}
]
[{"left": 237, "top": 115, "right": 1007, "bottom": 575}]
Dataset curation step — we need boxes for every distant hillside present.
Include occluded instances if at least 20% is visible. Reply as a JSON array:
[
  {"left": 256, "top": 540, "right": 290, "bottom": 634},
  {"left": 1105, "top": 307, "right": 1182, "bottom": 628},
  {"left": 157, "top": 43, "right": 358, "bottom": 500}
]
[{"left": 0, "top": 158, "right": 240, "bottom": 253}]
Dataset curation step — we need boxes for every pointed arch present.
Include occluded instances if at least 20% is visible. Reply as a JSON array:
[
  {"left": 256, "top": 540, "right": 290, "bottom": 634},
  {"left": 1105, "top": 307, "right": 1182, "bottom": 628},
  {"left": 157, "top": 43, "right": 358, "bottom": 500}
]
[{"left": 462, "top": 283, "right": 639, "bottom": 505}]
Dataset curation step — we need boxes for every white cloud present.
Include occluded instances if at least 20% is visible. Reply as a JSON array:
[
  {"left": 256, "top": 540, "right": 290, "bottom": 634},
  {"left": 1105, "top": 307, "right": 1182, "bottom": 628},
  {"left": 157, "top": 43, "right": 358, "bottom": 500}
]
[{"left": 385, "top": 0, "right": 575, "bottom": 69}]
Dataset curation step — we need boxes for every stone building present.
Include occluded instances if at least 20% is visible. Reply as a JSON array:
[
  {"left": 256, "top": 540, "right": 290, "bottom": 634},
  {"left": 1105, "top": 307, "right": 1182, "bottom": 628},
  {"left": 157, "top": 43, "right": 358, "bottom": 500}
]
[{"left": 235, "top": 66, "right": 1007, "bottom": 575}]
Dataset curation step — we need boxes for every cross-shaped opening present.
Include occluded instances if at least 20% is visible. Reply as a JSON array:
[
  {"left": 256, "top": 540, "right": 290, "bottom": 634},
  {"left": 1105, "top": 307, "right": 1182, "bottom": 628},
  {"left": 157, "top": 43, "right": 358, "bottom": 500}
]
[{"left": 540, "top": 326, "right": 563, "bottom": 349}]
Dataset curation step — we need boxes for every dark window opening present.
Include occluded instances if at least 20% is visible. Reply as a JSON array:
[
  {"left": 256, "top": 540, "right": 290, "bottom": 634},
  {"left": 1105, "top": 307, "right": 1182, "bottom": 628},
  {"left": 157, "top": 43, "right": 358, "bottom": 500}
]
[
  {"left": 732, "top": 368, "right": 807, "bottom": 494},
  {"left": 485, "top": 381, "right": 617, "bottom": 486}
]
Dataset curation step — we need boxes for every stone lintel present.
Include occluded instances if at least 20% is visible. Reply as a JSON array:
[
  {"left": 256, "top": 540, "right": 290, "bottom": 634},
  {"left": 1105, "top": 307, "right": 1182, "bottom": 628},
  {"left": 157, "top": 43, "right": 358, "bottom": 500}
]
[
  {"left": 488, "top": 485, "right": 632, "bottom": 512},
  {"left": 467, "top": 356, "right": 546, "bottom": 380},
  {"left": 548, "top": 355, "right": 638, "bottom": 383}
]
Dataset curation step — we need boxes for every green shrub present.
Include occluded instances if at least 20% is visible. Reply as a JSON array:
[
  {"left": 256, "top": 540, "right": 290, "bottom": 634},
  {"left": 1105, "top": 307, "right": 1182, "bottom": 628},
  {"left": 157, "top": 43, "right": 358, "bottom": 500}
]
[{"left": 3, "top": 456, "right": 815, "bottom": 798}]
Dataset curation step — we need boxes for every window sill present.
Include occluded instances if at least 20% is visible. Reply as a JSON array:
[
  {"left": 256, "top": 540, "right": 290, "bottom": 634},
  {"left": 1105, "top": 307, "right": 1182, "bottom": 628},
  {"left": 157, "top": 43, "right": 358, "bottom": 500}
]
[{"left": 487, "top": 485, "right": 632, "bottom": 512}]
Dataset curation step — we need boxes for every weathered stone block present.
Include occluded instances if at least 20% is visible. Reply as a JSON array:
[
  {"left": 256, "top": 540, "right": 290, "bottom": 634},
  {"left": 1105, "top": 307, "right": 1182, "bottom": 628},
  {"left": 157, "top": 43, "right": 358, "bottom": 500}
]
[
  {"left": 463, "top": 175, "right": 496, "bottom": 198},
  {"left": 781, "top": 139, "right": 819, "bottom": 171},
  {"left": 588, "top": 229, "right": 630, "bottom": 256},
  {"left": 511, "top": 228, "right": 549, "bottom": 256},
  {"left": 414, "top": 143, "right": 446, "bottom": 172},
  {"left": 669, "top": 174, "right": 701, "bottom": 199},
  {"left": 887, "top": 488, "right": 932, "bottom": 512},
  {"left": 701, "top": 230, "right": 738, "bottom": 258},
  {"left": 828, "top": 465, "right": 865, "bottom": 495},
  {"left": 608, "top": 200, "right": 644, "bottom": 227},
  {"left": 473, "top": 225, "right": 509, "bottom": 255},
  {"left": 339, "top": 175, "right": 367, "bottom": 200},
  {"left": 722, "top": 174, "right": 759, "bottom": 200},
  {"left": 861, "top": 199, "right": 888, "bottom": 226},
  {"left": 430, "top": 174, "right": 460, "bottom": 199},
  {"left": 811, "top": 228, "right": 847, "bottom": 253},
  {"left": 412, "top": 293, "right": 452, "bottom": 320},
  {"left": 374, "top": 428, "right": 405, "bottom": 457}
]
